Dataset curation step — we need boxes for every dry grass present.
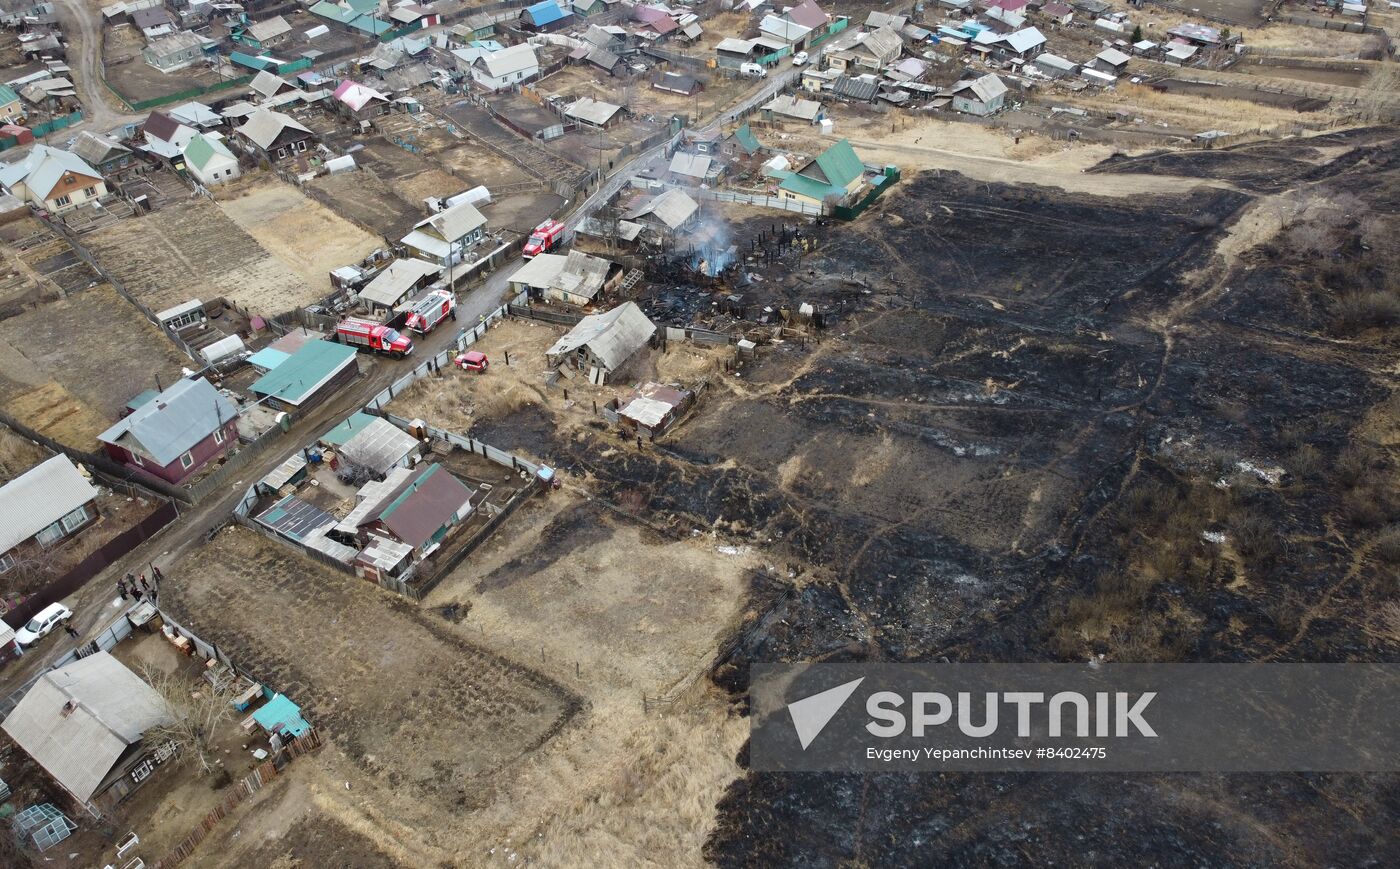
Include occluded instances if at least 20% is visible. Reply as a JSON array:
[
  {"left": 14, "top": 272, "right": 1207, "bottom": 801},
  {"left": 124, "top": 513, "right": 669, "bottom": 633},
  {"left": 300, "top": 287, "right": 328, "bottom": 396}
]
[
  {"left": 520, "top": 705, "right": 745, "bottom": 868},
  {"left": 217, "top": 180, "right": 381, "bottom": 296},
  {"left": 1238, "top": 24, "right": 1379, "bottom": 57},
  {"left": 0, "top": 426, "right": 48, "bottom": 482},
  {"left": 1060, "top": 83, "right": 1319, "bottom": 133},
  {"left": 4, "top": 382, "right": 110, "bottom": 451}
]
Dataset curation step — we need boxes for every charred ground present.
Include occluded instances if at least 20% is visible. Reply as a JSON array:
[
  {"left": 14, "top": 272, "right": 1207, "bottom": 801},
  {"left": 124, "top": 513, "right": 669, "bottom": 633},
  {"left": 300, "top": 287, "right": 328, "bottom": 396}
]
[{"left": 460, "top": 132, "right": 1400, "bottom": 864}]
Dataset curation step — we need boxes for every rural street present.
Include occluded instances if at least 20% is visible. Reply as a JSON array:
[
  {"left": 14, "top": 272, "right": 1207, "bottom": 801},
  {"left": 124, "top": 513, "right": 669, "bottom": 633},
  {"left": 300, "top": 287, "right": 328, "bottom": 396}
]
[
  {"left": 50, "top": 0, "right": 144, "bottom": 134},
  {"left": 0, "top": 52, "right": 800, "bottom": 693}
]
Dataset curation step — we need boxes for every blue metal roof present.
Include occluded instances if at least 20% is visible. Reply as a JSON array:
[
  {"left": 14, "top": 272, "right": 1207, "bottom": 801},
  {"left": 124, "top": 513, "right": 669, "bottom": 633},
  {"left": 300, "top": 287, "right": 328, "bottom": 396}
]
[
  {"left": 247, "top": 347, "right": 290, "bottom": 371},
  {"left": 527, "top": 0, "right": 568, "bottom": 25},
  {"left": 252, "top": 693, "right": 311, "bottom": 738},
  {"left": 250, "top": 340, "right": 357, "bottom": 405},
  {"left": 98, "top": 378, "right": 237, "bottom": 466}
]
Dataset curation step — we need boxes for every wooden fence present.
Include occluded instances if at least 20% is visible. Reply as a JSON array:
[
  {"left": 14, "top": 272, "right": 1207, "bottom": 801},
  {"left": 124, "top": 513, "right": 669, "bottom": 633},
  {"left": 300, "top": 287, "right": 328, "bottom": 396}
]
[{"left": 151, "top": 730, "right": 324, "bottom": 869}]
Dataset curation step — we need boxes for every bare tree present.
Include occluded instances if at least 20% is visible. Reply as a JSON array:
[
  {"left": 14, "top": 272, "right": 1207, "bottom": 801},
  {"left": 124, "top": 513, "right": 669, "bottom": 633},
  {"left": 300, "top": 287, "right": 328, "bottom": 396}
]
[{"left": 138, "top": 663, "right": 238, "bottom": 776}]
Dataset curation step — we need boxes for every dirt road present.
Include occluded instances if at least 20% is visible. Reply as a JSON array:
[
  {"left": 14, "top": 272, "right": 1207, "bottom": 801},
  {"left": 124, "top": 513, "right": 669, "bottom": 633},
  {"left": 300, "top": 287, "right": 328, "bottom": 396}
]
[{"left": 51, "top": 0, "right": 144, "bottom": 133}]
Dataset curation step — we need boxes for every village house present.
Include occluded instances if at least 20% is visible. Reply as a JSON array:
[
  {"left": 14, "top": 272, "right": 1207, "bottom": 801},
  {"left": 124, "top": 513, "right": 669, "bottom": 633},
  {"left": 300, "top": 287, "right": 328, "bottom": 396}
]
[
  {"left": 668, "top": 150, "right": 716, "bottom": 186},
  {"left": 781, "top": 0, "right": 837, "bottom": 48},
  {"left": 99, "top": 377, "right": 238, "bottom": 484},
  {"left": 763, "top": 93, "right": 824, "bottom": 123},
  {"left": 949, "top": 72, "right": 1008, "bottom": 115},
  {"left": 1034, "top": 52, "right": 1078, "bottom": 78},
  {"left": 333, "top": 79, "right": 391, "bottom": 121},
  {"left": 0, "top": 144, "right": 107, "bottom": 213},
  {"left": 826, "top": 26, "right": 902, "bottom": 72},
  {"left": 507, "top": 249, "right": 621, "bottom": 306},
  {"left": 348, "top": 463, "right": 475, "bottom": 562},
  {"left": 776, "top": 138, "right": 867, "bottom": 211},
  {"left": 248, "top": 70, "right": 297, "bottom": 102},
  {"left": 0, "top": 455, "right": 99, "bottom": 573},
  {"left": 400, "top": 199, "right": 488, "bottom": 268},
  {"left": 653, "top": 71, "right": 701, "bottom": 96},
  {"left": 715, "top": 37, "right": 777, "bottom": 70},
  {"left": 183, "top": 132, "right": 240, "bottom": 187},
  {"left": 235, "top": 108, "right": 316, "bottom": 162},
  {"left": 1094, "top": 46, "right": 1130, "bottom": 75},
  {"left": 167, "top": 100, "right": 222, "bottom": 129},
  {"left": 864, "top": 10, "right": 907, "bottom": 30},
  {"left": 357, "top": 258, "right": 442, "bottom": 311},
  {"left": 389, "top": 4, "right": 440, "bottom": 30},
  {"left": 2, "top": 652, "right": 175, "bottom": 811},
  {"left": 471, "top": 43, "right": 539, "bottom": 91},
  {"left": 546, "top": 301, "right": 656, "bottom": 383},
  {"left": 625, "top": 188, "right": 699, "bottom": 237},
  {"left": 142, "top": 30, "right": 203, "bottom": 72},
  {"left": 522, "top": 0, "right": 573, "bottom": 31},
  {"left": 1040, "top": 2, "right": 1074, "bottom": 25},
  {"left": 0, "top": 84, "right": 24, "bottom": 124},
  {"left": 616, "top": 381, "right": 694, "bottom": 439},
  {"left": 243, "top": 15, "right": 293, "bottom": 50},
  {"left": 68, "top": 131, "right": 135, "bottom": 180},
  {"left": 309, "top": 0, "right": 391, "bottom": 37},
  {"left": 337, "top": 416, "right": 421, "bottom": 476},
  {"left": 250, "top": 340, "right": 359, "bottom": 414},
  {"left": 759, "top": 14, "right": 812, "bottom": 49},
  {"left": 132, "top": 6, "right": 176, "bottom": 39},
  {"left": 140, "top": 110, "right": 198, "bottom": 161},
  {"left": 565, "top": 97, "right": 623, "bottom": 129}
]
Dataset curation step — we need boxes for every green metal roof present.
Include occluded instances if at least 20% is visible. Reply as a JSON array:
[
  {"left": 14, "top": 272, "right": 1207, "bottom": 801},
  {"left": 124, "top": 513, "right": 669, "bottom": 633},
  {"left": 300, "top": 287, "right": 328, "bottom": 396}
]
[
  {"left": 810, "top": 139, "right": 863, "bottom": 188},
  {"left": 779, "top": 171, "right": 841, "bottom": 202},
  {"left": 250, "top": 340, "right": 356, "bottom": 405},
  {"left": 0, "top": 85, "right": 18, "bottom": 106},
  {"left": 183, "top": 133, "right": 232, "bottom": 171},
  {"left": 734, "top": 123, "right": 760, "bottom": 155}
]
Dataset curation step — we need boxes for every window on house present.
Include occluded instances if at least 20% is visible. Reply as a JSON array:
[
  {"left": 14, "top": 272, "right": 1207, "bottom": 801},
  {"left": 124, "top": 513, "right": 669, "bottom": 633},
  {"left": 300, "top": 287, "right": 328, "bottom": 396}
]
[
  {"left": 214, "top": 427, "right": 226, "bottom": 445},
  {"left": 0, "top": 551, "right": 15, "bottom": 573},
  {"left": 54, "top": 194, "right": 70, "bottom": 207},
  {"left": 36, "top": 522, "right": 64, "bottom": 547},
  {"left": 131, "top": 451, "right": 143, "bottom": 466},
  {"left": 180, "top": 452, "right": 194, "bottom": 470},
  {"left": 277, "top": 148, "right": 286, "bottom": 159},
  {"left": 60, "top": 504, "right": 89, "bottom": 533},
  {"left": 83, "top": 186, "right": 96, "bottom": 197}
]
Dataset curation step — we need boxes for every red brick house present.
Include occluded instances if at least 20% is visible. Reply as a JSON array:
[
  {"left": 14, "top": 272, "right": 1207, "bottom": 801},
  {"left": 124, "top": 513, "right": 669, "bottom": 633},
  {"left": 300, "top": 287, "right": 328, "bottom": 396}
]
[{"left": 98, "top": 378, "right": 239, "bottom": 485}]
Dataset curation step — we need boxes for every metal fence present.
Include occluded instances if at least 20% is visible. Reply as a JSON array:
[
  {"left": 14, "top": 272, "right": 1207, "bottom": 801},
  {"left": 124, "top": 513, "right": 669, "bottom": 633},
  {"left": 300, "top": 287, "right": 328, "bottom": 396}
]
[{"left": 704, "top": 189, "right": 822, "bottom": 216}]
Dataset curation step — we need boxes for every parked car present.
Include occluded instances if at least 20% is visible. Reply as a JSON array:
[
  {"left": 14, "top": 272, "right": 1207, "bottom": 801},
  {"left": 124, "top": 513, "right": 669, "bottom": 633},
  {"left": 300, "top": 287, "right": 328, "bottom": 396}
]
[
  {"left": 455, "top": 351, "right": 488, "bottom": 372},
  {"left": 792, "top": 51, "right": 809, "bottom": 66},
  {"left": 740, "top": 63, "right": 768, "bottom": 78},
  {"left": 15, "top": 603, "right": 73, "bottom": 647}
]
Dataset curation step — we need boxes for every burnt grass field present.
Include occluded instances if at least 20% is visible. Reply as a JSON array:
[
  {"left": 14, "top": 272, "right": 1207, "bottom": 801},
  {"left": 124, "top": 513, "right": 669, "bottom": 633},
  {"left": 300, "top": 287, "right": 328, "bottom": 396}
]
[{"left": 468, "top": 132, "right": 1400, "bottom": 863}]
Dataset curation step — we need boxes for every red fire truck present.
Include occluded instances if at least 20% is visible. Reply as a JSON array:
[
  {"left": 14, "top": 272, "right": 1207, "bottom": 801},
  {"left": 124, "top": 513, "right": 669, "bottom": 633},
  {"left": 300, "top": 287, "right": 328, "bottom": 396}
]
[
  {"left": 400, "top": 288, "right": 457, "bottom": 335},
  {"left": 335, "top": 317, "right": 414, "bottom": 358},
  {"left": 522, "top": 219, "right": 565, "bottom": 258}
]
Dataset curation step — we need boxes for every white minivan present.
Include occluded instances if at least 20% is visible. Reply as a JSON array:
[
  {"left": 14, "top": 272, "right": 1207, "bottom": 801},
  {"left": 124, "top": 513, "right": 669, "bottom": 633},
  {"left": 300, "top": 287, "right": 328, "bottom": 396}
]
[
  {"left": 15, "top": 602, "right": 73, "bottom": 647},
  {"left": 740, "top": 63, "right": 768, "bottom": 78}
]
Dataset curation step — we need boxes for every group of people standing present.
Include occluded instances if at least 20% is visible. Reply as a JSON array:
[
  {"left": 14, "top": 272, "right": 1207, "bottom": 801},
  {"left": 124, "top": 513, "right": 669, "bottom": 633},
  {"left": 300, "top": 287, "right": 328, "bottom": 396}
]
[{"left": 117, "top": 563, "right": 164, "bottom": 605}]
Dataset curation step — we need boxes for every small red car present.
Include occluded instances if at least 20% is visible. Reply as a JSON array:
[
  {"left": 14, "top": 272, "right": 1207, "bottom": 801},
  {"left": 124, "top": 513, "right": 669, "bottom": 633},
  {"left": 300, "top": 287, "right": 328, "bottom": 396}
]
[{"left": 455, "top": 351, "right": 489, "bottom": 372}]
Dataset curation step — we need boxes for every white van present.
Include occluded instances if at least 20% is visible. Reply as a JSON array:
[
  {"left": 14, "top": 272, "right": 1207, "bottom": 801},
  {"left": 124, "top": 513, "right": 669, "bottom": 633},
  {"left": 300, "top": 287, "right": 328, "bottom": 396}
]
[{"left": 740, "top": 63, "right": 768, "bottom": 78}]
